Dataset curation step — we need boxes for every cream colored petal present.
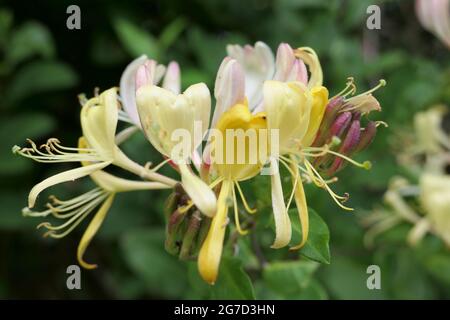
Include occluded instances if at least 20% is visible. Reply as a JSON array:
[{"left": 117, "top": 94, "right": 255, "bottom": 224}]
[
  {"left": 81, "top": 88, "right": 119, "bottom": 158},
  {"left": 263, "top": 80, "right": 312, "bottom": 151},
  {"left": 270, "top": 158, "right": 291, "bottom": 249},
  {"left": 295, "top": 47, "right": 323, "bottom": 88},
  {"left": 179, "top": 163, "right": 217, "bottom": 217},
  {"left": 90, "top": 170, "right": 171, "bottom": 193},
  {"left": 28, "top": 161, "right": 111, "bottom": 208},
  {"left": 136, "top": 84, "right": 176, "bottom": 156},
  {"left": 136, "top": 84, "right": 211, "bottom": 157},
  {"left": 77, "top": 193, "right": 115, "bottom": 269}
]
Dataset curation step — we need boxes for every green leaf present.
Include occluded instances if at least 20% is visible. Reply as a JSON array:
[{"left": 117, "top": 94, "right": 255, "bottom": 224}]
[
  {"left": 262, "top": 260, "right": 318, "bottom": 297},
  {"left": 290, "top": 208, "right": 331, "bottom": 264},
  {"left": 6, "top": 21, "right": 55, "bottom": 66},
  {"left": 113, "top": 17, "right": 159, "bottom": 59},
  {"left": 319, "top": 255, "right": 386, "bottom": 299},
  {"left": 6, "top": 61, "right": 78, "bottom": 106},
  {"left": 120, "top": 228, "right": 188, "bottom": 298},
  {"left": 0, "top": 9, "right": 13, "bottom": 48},
  {"left": 210, "top": 256, "right": 255, "bottom": 300},
  {"left": 422, "top": 254, "right": 450, "bottom": 285},
  {"left": 158, "top": 17, "right": 186, "bottom": 52},
  {"left": 0, "top": 113, "right": 56, "bottom": 174}
]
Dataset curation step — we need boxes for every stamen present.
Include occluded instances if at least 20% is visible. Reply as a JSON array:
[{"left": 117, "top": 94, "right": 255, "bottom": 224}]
[
  {"left": 232, "top": 186, "right": 248, "bottom": 235},
  {"left": 234, "top": 182, "right": 257, "bottom": 214},
  {"left": 209, "top": 177, "right": 224, "bottom": 190},
  {"left": 304, "top": 147, "right": 372, "bottom": 170},
  {"left": 285, "top": 171, "right": 299, "bottom": 212},
  {"left": 23, "top": 188, "right": 104, "bottom": 217},
  {"left": 334, "top": 77, "right": 356, "bottom": 98},
  {"left": 44, "top": 196, "right": 109, "bottom": 239},
  {"left": 37, "top": 194, "right": 107, "bottom": 232},
  {"left": 304, "top": 159, "right": 353, "bottom": 210},
  {"left": 375, "top": 121, "right": 388, "bottom": 128},
  {"left": 349, "top": 79, "right": 386, "bottom": 100},
  {"left": 178, "top": 200, "right": 194, "bottom": 214},
  {"left": 13, "top": 138, "right": 101, "bottom": 163}
]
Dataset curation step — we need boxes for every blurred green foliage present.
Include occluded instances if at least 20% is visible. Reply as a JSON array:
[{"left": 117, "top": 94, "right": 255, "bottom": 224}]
[{"left": 0, "top": 0, "right": 449, "bottom": 299}]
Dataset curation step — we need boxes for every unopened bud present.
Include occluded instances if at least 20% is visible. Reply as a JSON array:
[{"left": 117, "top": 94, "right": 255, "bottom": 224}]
[
  {"left": 327, "top": 118, "right": 361, "bottom": 175},
  {"left": 330, "top": 112, "right": 352, "bottom": 138},
  {"left": 312, "top": 96, "right": 345, "bottom": 146},
  {"left": 165, "top": 209, "right": 185, "bottom": 255},
  {"left": 179, "top": 211, "right": 202, "bottom": 260},
  {"left": 355, "top": 121, "right": 377, "bottom": 153}
]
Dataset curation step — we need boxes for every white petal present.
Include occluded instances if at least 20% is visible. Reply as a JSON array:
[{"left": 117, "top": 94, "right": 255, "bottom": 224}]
[
  {"left": 270, "top": 158, "right": 291, "bottom": 248},
  {"left": 179, "top": 163, "right": 217, "bottom": 217},
  {"left": 28, "top": 161, "right": 111, "bottom": 208}
]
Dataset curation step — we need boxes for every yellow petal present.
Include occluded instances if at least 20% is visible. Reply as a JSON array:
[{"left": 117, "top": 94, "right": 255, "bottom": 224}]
[
  {"left": 28, "top": 161, "right": 111, "bottom": 208},
  {"left": 289, "top": 156, "right": 309, "bottom": 250},
  {"left": 263, "top": 80, "right": 312, "bottom": 151},
  {"left": 270, "top": 158, "right": 292, "bottom": 248},
  {"left": 179, "top": 162, "right": 217, "bottom": 217},
  {"left": 198, "top": 180, "right": 232, "bottom": 284},
  {"left": 213, "top": 103, "right": 268, "bottom": 181},
  {"left": 77, "top": 193, "right": 115, "bottom": 269},
  {"left": 302, "top": 86, "right": 329, "bottom": 147},
  {"left": 295, "top": 47, "right": 323, "bottom": 88}
]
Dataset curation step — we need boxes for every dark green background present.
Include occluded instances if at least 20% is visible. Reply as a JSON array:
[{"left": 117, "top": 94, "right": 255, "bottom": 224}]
[{"left": 1, "top": 0, "right": 449, "bottom": 299}]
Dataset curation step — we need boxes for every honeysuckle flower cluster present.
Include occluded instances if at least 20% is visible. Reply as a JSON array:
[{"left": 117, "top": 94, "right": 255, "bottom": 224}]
[
  {"left": 14, "top": 42, "right": 386, "bottom": 284},
  {"left": 363, "top": 106, "right": 450, "bottom": 248}
]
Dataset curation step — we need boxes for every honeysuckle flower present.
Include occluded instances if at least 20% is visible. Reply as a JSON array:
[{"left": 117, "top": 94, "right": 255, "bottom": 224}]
[
  {"left": 263, "top": 80, "right": 330, "bottom": 249},
  {"left": 120, "top": 55, "right": 181, "bottom": 127},
  {"left": 23, "top": 137, "right": 171, "bottom": 269},
  {"left": 197, "top": 42, "right": 386, "bottom": 284},
  {"left": 135, "top": 70, "right": 217, "bottom": 217},
  {"left": 416, "top": 0, "right": 450, "bottom": 49},
  {"left": 13, "top": 87, "right": 177, "bottom": 208},
  {"left": 363, "top": 173, "right": 450, "bottom": 248},
  {"left": 198, "top": 101, "right": 268, "bottom": 284}
]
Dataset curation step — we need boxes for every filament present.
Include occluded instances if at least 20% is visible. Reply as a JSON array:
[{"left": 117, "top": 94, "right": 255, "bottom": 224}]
[{"left": 232, "top": 186, "right": 248, "bottom": 235}]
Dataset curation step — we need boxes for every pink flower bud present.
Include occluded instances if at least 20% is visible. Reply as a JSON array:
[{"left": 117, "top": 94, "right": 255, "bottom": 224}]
[
  {"left": 355, "top": 121, "right": 377, "bottom": 153},
  {"left": 327, "top": 118, "right": 361, "bottom": 175}
]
